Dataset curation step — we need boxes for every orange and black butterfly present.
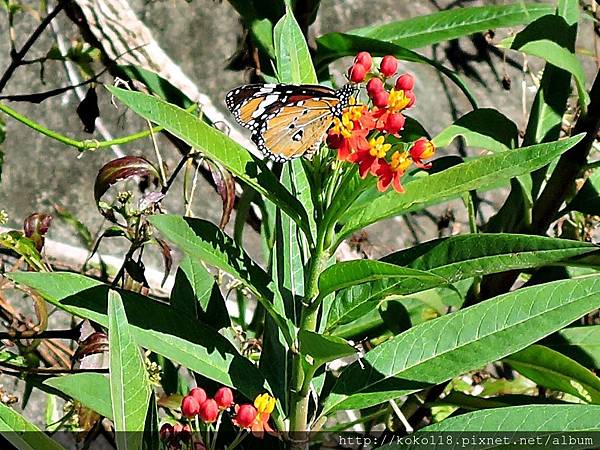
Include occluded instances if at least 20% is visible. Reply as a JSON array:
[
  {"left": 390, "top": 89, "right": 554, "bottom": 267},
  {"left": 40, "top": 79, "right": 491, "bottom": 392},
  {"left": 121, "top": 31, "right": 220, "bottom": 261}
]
[{"left": 225, "top": 83, "right": 356, "bottom": 162}]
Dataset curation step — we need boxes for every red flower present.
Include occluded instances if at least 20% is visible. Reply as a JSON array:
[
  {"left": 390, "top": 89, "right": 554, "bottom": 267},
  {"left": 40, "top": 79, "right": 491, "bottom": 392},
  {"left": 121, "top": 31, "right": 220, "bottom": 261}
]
[
  {"left": 348, "top": 63, "right": 367, "bottom": 83},
  {"left": 405, "top": 90, "right": 416, "bottom": 107},
  {"left": 380, "top": 55, "right": 398, "bottom": 77},
  {"left": 384, "top": 113, "right": 405, "bottom": 135},
  {"left": 233, "top": 404, "right": 258, "bottom": 429},
  {"left": 189, "top": 387, "right": 207, "bottom": 405},
  {"left": 395, "top": 73, "right": 415, "bottom": 91},
  {"left": 214, "top": 387, "right": 234, "bottom": 409},
  {"left": 198, "top": 399, "right": 219, "bottom": 423},
  {"left": 251, "top": 394, "right": 277, "bottom": 439},
  {"left": 354, "top": 51, "right": 372, "bottom": 71},
  {"left": 409, "top": 137, "right": 435, "bottom": 168},
  {"left": 181, "top": 395, "right": 200, "bottom": 418},
  {"left": 375, "top": 151, "right": 412, "bottom": 193}
]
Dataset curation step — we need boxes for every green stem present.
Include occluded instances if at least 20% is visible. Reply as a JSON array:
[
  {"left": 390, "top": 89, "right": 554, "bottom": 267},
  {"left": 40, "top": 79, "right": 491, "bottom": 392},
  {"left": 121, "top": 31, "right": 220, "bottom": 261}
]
[
  {"left": 289, "top": 225, "right": 329, "bottom": 441},
  {"left": 0, "top": 101, "right": 197, "bottom": 152}
]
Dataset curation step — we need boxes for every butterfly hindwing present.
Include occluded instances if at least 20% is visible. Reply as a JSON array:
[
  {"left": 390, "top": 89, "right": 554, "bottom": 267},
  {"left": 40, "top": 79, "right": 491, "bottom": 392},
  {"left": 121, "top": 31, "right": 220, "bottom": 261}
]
[{"left": 225, "top": 83, "right": 355, "bottom": 161}]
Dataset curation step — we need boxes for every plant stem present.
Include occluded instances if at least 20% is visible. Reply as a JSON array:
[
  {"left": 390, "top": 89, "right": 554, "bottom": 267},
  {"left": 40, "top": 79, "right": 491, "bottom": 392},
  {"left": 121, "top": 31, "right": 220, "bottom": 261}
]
[
  {"left": 0, "top": 101, "right": 198, "bottom": 152},
  {"left": 289, "top": 225, "right": 329, "bottom": 443}
]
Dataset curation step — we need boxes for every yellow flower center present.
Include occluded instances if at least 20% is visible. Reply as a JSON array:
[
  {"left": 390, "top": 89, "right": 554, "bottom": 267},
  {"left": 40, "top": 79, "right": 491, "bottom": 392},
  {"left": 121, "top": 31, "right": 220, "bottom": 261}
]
[
  {"left": 254, "top": 393, "right": 276, "bottom": 415},
  {"left": 369, "top": 136, "right": 391, "bottom": 158},
  {"left": 390, "top": 151, "right": 412, "bottom": 172},
  {"left": 387, "top": 89, "right": 411, "bottom": 113},
  {"left": 332, "top": 115, "right": 354, "bottom": 138}
]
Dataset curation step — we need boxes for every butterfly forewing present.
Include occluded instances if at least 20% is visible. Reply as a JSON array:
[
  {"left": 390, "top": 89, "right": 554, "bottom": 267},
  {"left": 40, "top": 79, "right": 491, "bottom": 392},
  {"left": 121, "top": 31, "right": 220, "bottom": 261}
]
[{"left": 225, "top": 83, "right": 355, "bottom": 161}]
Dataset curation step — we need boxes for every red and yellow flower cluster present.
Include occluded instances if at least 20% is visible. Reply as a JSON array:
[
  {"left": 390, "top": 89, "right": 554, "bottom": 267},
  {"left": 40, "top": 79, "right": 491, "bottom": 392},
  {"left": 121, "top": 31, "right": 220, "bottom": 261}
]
[
  {"left": 160, "top": 386, "right": 277, "bottom": 450},
  {"left": 328, "top": 52, "right": 435, "bottom": 193}
]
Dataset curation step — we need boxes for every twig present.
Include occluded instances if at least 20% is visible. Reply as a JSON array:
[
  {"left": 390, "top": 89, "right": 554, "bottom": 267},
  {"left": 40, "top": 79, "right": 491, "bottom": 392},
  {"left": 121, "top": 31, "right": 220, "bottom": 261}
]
[
  {"left": 0, "top": 361, "right": 107, "bottom": 374},
  {"left": 0, "top": 0, "right": 65, "bottom": 93}
]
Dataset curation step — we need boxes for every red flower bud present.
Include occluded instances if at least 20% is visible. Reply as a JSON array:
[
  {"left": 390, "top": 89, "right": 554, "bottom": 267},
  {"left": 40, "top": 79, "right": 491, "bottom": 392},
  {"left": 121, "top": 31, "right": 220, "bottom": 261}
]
[
  {"left": 348, "top": 63, "right": 367, "bottom": 83},
  {"left": 385, "top": 113, "right": 405, "bottom": 135},
  {"left": 405, "top": 90, "right": 416, "bottom": 107},
  {"left": 214, "top": 387, "right": 234, "bottom": 409},
  {"left": 354, "top": 51, "right": 372, "bottom": 71},
  {"left": 181, "top": 395, "right": 200, "bottom": 418},
  {"left": 234, "top": 404, "right": 258, "bottom": 429},
  {"left": 366, "top": 78, "right": 384, "bottom": 97},
  {"left": 160, "top": 423, "right": 173, "bottom": 441},
  {"left": 173, "top": 423, "right": 183, "bottom": 434},
  {"left": 189, "top": 387, "right": 207, "bottom": 405},
  {"left": 199, "top": 399, "right": 219, "bottom": 423},
  {"left": 395, "top": 73, "right": 415, "bottom": 91},
  {"left": 372, "top": 90, "right": 389, "bottom": 108},
  {"left": 380, "top": 55, "right": 398, "bottom": 77}
]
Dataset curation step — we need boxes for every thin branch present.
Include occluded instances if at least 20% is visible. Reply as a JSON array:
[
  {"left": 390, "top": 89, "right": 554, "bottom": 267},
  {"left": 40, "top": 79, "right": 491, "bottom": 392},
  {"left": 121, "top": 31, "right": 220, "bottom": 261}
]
[{"left": 0, "top": 0, "right": 65, "bottom": 93}]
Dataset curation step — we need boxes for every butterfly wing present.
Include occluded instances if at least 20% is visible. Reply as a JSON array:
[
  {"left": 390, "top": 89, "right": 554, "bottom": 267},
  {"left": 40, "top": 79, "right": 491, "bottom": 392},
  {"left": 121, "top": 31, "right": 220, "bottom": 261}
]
[
  {"left": 255, "top": 99, "right": 339, "bottom": 161},
  {"left": 225, "top": 83, "right": 353, "bottom": 161}
]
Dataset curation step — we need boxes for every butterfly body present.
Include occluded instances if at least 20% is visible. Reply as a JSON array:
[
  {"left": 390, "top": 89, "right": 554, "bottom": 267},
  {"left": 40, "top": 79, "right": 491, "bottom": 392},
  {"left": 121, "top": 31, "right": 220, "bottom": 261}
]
[{"left": 225, "top": 83, "right": 355, "bottom": 162}]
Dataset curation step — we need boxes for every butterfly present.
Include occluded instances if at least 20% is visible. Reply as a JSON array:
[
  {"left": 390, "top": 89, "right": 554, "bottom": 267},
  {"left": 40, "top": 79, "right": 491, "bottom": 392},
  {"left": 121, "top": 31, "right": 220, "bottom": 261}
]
[{"left": 225, "top": 83, "right": 356, "bottom": 162}]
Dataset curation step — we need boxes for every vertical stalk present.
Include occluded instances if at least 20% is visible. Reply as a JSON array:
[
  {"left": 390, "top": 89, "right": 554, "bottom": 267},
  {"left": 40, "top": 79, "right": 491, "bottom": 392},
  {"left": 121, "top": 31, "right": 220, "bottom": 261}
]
[{"left": 288, "top": 226, "right": 329, "bottom": 446}]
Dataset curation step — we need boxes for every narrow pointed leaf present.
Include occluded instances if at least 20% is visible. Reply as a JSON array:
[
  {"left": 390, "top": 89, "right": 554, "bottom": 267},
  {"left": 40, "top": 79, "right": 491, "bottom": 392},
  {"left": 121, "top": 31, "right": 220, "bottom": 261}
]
[
  {"left": 323, "top": 275, "right": 600, "bottom": 414},
  {"left": 274, "top": 6, "right": 317, "bottom": 84},
  {"left": 543, "top": 326, "right": 600, "bottom": 369},
  {"left": 505, "top": 345, "right": 600, "bottom": 404},
  {"left": 341, "top": 3, "right": 555, "bottom": 49},
  {"left": 327, "top": 234, "right": 599, "bottom": 330},
  {"left": 108, "top": 290, "right": 151, "bottom": 447},
  {"left": 44, "top": 373, "right": 112, "bottom": 419}
]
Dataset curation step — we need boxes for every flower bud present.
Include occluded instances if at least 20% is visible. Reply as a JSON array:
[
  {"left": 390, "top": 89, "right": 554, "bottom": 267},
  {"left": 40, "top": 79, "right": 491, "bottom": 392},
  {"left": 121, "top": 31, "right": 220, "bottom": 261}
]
[
  {"left": 372, "top": 90, "right": 389, "bottom": 108},
  {"left": 366, "top": 78, "right": 384, "bottom": 97},
  {"left": 189, "top": 387, "right": 207, "bottom": 405},
  {"left": 348, "top": 63, "right": 367, "bottom": 83},
  {"left": 410, "top": 138, "right": 435, "bottom": 160},
  {"left": 198, "top": 399, "right": 219, "bottom": 423},
  {"left": 405, "top": 90, "right": 416, "bottom": 107},
  {"left": 214, "top": 387, "right": 234, "bottom": 409},
  {"left": 385, "top": 113, "right": 405, "bottom": 135},
  {"left": 380, "top": 55, "right": 398, "bottom": 77},
  {"left": 395, "top": 73, "right": 415, "bottom": 91},
  {"left": 160, "top": 423, "right": 173, "bottom": 441},
  {"left": 181, "top": 395, "right": 200, "bottom": 418},
  {"left": 354, "top": 51, "right": 372, "bottom": 71},
  {"left": 234, "top": 404, "right": 258, "bottom": 428}
]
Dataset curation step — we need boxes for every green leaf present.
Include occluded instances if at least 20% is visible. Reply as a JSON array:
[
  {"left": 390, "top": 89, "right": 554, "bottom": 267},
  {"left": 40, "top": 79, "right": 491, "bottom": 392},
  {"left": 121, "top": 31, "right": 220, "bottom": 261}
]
[
  {"left": 318, "top": 260, "right": 446, "bottom": 301},
  {"left": 171, "top": 255, "right": 230, "bottom": 330},
  {"left": 148, "top": 215, "right": 296, "bottom": 346},
  {"left": 106, "top": 86, "right": 312, "bottom": 240},
  {"left": 505, "top": 345, "right": 600, "bottom": 404},
  {"left": 432, "top": 108, "right": 518, "bottom": 152},
  {"left": 543, "top": 326, "right": 600, "bottom": 369},
  {"left": 108, "top": 289, "right": 151, "bottom": 444},
  {"left": 117, "top": 65, "right": 193, "bottom": 108},
  {"left": 342, "top": 3, "right": 555, "bottom": 49},
  {"left": 44, "top": 373, "right": 112, "bottom": 419},
  {"left": 337, "top": 135, "right": 584, "bottom": 243},
  {"left": 322, "top": 275, "right": 600, "bottom": 414},
  {"left": 7, "top": 272, "right": 267, "bottom": 401},
  {"left": 0, "top": 231, "right": 47, "bottom": 272},
  {"left": 566, "top": 168, "right": 600, "bottom": 215},
  {"left": 498, "top": 15, "right": 589, "bottom": 110},
  {"left": 327, "top": 234, "right": 599, "bottom": 331},
  {"left": 315, "top": 33, "right": 477, "bottom": 108},
  {"left": 298, "top": 330, "right": 355, "bottom": 366},
  {"left": 382, "top": 405, "right": 600, "bottom": 446},
  {"left": 273, "top": 6, "right": 317, "bottom": 84},
  {"left": 0, "top": 402, "right": 66, "bottom": 450}
]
